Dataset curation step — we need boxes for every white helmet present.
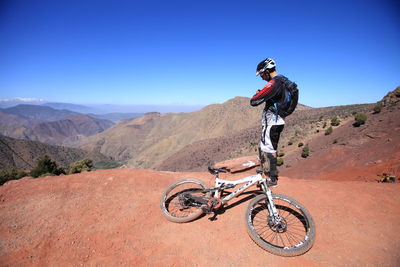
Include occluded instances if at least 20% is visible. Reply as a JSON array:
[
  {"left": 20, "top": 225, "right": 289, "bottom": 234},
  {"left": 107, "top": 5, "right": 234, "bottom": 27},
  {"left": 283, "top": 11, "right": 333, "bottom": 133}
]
[{"left": 256, "top": 58, "right": 276, "bottom": 76}]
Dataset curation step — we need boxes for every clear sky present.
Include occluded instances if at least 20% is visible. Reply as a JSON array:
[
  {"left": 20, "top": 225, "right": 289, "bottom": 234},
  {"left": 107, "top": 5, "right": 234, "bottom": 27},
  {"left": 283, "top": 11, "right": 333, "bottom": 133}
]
[{"left": 0, "top": 0, "right": 399, "bottom": 108}]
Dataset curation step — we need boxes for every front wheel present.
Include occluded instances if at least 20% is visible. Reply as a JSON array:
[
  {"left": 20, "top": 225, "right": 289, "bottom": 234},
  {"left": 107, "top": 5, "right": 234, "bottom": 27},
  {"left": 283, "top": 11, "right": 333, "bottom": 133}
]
[
  {"left": 245, "top": 193, "right": 316, "bottom": 256},
  {"left": 160, "top": 178, "right": 209, "bottom": 223}
]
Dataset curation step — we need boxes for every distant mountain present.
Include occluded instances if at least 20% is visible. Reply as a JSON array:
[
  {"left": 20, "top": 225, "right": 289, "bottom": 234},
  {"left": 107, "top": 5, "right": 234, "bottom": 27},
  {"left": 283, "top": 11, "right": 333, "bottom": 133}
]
[
  {"left": 30, "top": 114, "right": 115, "bottom": 145},
  {"left": 0, "top": 105, "right": 115, "bottom": 145},
  {"left": 42, "top": 102, "right": 98, "bottom": 114},
  {"left": 88, "top": 112, "right": 144, "bottom": 123},
  {"left": 3, "top": 104, "right": 78, "bottom": 122},
  {"left": 0, "top": 135, "right": 113, "bottom": 170},
  {"left": 0, "top": 98, "right": 46, "bottom": 108}
]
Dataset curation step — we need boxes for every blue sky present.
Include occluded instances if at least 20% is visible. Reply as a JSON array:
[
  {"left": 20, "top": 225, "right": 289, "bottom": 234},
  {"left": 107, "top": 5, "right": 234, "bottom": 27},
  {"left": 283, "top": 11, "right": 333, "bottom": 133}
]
[{"left": 0, "top": 0, "right": 399, "bottom": 109}]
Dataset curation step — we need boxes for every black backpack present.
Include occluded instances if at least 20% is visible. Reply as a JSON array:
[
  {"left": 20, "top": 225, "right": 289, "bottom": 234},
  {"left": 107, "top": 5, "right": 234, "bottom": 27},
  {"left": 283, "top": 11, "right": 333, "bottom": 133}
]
[{"left": 274, "top": 76, "right": 299, "bottom": 117}]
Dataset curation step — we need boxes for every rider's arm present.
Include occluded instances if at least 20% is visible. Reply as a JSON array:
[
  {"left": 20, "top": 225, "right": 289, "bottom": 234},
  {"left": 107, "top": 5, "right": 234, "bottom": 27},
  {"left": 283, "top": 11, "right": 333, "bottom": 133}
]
[{"left": 250, "top": 79, "right": 276, "bottom": 106}]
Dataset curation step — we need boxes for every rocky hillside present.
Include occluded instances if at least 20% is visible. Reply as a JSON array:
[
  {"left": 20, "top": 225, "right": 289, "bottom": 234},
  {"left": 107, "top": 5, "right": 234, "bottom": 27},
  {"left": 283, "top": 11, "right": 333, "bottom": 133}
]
[
  {"left": 0, "top": 135, "right": 113, "bottom": 170},
  {"left": 280, "top": 86, "right": 400, "bottom": 181},
  {"left": 157, "top": 103, "right": 374, "bottom": 171}
]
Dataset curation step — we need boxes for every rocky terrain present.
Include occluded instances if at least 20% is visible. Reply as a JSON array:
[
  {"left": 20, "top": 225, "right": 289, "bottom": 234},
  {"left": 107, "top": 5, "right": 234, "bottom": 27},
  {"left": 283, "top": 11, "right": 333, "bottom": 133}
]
[
  {"left": 156, "top": 103, "right": 374, "bottom": 171},
  {"left": 0, "top": 169, "right": 399, "bottom": 266}
]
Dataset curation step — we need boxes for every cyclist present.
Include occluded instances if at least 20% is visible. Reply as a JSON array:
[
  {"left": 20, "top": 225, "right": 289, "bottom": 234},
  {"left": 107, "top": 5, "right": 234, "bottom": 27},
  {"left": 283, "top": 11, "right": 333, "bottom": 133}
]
[{"left": 250, "top": 58, "right": 287, "bottom": 186}]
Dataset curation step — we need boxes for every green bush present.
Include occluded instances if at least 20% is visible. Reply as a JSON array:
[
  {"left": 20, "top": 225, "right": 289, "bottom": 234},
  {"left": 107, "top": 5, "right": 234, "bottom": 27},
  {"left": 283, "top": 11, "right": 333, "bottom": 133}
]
[
  {"left": 67, "top": 159, "right": 93, "bottom": 174},
  {"left": 0, "top": 169, "right": 27, "bottom": 185},
  {"left": 288, "top": 141, "right": 293, "bottom": 146},
  {"left": 298, "top": 142, "right": 304, "bottom": 147},
  {"left": 331, "top": 116, "right": 341, "bottom": 126},
  {"left": 278, "top": 152, "right": 285, "bottom": 157},
  {"left": 325, "top": 126, "right": 333, "bottom": 135},
  {"left": 373, "top": 104, "right": 382, "bottom": 114},
  {"left": 301, "top": 145, "right": 309, "bottom": 158},
  {"left": 30, "top": 155, "right": 64, "bottom": 178},
  {"left": 277, "top": 158, "right": 284, "bottom": 166},
  {"left": 353, "top": 113, "right": 367, "bottom": 127}
]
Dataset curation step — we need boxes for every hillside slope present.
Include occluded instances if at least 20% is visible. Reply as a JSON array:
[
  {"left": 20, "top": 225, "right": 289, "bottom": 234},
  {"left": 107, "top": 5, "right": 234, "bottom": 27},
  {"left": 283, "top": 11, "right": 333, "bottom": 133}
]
[
  {"left": 281, "top": 87, "right": 400, "bottom": 181},
  {"left": 75, "top": 97, "right": 266, "bottom": 168},
  {"left": 0, "top": 135, "right": 113, "bottom": 170},
  {"left": 157, "top": 103, "right": 373, "bottom": 171},
  {"left": 0, "top": 169, "right": 399, "bottom": 266}
]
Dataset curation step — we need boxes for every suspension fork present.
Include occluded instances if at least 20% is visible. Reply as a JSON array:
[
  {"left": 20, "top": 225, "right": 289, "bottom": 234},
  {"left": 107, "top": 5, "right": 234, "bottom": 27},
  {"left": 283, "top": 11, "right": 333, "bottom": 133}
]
[{"left": 261, "top": 180, "right": 281, "bottom": 223}]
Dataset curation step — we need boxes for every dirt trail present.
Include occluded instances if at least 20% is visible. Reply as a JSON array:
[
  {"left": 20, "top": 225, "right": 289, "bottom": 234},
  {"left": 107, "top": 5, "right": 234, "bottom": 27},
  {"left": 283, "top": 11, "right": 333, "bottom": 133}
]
[{"left": 1, "top": 169, "right": 399, "bottom": 266}]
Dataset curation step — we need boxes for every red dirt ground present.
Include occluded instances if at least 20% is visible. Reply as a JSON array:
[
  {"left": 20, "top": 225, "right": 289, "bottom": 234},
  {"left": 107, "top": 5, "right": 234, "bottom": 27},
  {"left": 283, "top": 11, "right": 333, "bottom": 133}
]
[{"left": 1, "top": 169, "right": 399, "bottom": 266}]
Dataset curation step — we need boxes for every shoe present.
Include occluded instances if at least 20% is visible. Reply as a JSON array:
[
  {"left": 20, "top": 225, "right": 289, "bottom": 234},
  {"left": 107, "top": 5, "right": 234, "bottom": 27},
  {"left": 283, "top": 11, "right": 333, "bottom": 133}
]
[{"left": 266, "top": 177, "right": 278, "bottom": 187}]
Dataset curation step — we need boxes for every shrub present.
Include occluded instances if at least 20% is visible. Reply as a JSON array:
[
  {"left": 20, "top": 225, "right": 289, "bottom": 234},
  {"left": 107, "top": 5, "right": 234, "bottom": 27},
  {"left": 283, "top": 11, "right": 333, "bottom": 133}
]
[
  {"left": 301, "top": 145, "right": 309, "bottom": 158},
  {"left": 278, "top": 152, "right": 285, "bottom": 157},
  {"left": 333, "top": 139, "right": 338, "bottom": 144},
  {"left": 331, "top": 116, "right": 341, "bottom": 126},
  {"left": 318, "top": 116, "right": 323, "bottom": 122},
  {"left": 316, "top": 129, "right": 320, "bottom": 133},
  {"left": 352, "top": 111, "right": 357, "bottom": 115},
  {"left": 30, "top": 155, "right": 64, "bottom": 178},
  {"left": 353, "top": 113, "right": 367, "bottom": 127},
  {"left": 67, "top": 159, "right": 93, "bottom": 174},
  {"left": 323, "top": 121, "right": 327, "bottom": 128},
  {"left": 0, "top": 169, "right": 27, "bottom": 185},
  {"left": 373, "top": 104, "right": 382, "bottom": 114},
  {"left": 277, "top": 158, "right": 284, "bottom": 166},
  {"left": 288, "top": 141, "right": 293, "bottom": 146},
  {"left": 298, "top": 142, "right": 304, "bottom": 147},
  {"left": 325, "top": 126, "right": 333, "bottom": 135}
]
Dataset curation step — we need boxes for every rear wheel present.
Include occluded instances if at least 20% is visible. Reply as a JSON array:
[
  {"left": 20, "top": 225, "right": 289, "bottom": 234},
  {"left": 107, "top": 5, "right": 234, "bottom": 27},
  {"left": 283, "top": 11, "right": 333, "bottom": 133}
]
[
  {"left": 160, "top": 178, "right": 209, "bottom": 223},
  {"left": 245, "top": 193, "right": 316, "bottom": 256}
]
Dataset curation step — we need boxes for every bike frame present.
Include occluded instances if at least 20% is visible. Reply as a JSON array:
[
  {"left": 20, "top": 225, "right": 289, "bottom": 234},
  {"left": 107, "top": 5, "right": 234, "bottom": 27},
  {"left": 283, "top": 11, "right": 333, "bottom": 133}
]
[{"left": 212, "top": 173, "right": 279, "bottom": 219}]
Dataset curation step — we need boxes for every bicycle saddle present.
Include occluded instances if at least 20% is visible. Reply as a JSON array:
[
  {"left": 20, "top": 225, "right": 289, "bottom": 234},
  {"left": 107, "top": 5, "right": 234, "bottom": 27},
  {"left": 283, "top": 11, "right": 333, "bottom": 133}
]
[{"left": 208, "top": 166, "right": 228, "bottom": 175}]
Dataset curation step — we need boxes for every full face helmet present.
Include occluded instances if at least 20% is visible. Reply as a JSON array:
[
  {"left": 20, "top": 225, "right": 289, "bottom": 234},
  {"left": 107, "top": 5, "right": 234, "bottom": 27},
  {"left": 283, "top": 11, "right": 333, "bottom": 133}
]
[{"left": 256, "top": 58, "right": 276, "bottom": 76}]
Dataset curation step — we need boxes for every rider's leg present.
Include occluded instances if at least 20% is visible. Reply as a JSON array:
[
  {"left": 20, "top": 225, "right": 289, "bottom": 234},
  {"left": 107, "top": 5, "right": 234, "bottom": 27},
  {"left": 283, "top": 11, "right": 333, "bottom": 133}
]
[
  {"left": 260, "top": 124, "right": 284, "bottom": 185},
  {"left": 267, "top": 152, "right": 278, "bottom": 182}
]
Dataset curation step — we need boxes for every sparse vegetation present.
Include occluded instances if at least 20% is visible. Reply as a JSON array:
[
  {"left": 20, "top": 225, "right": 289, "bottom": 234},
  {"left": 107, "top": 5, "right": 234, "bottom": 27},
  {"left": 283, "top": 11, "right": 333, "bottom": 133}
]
[
  {"left": 323, "top": 121, "right": 327, "bottom": 128},
  {"left": 333, "top": 139, "right": 338, "bottom": 144},
  {"left": 278, "top": 152, "right": 285, "bottom": 157},
  {"left": 0, "top": 169, "right": 27, "bottom": 185},
  {"left": 301, "top": 145, "right": 310, "bottom": 158},
  {"left": 67, "top": 159, "right": 93, "bottom": 174},
  {"left": 353, "top": 113, "right": 367, "bottom": 127},
  {"left": 298, "top": 142, "right": 304, "bottom": 147},
  {"left": 288, "top": 141, "right": 293, "bottom": 146},
  {"left": 330, "top": 116, "right": 341, "bottom": 126},
  {"left": 325, "top": 126, "right": 333, "bottom": 135},
  {"left": 30, "top": 155, "right": 65, "bottom": 178},
  {"left": 277, "top": 158, "right": 284, "bottom": 166},
  {"left": 94, "top": 161, "right": 123, "bottom": 170},
  {"left": 373, "top": 103, "right": 383, "bottom": 114}
]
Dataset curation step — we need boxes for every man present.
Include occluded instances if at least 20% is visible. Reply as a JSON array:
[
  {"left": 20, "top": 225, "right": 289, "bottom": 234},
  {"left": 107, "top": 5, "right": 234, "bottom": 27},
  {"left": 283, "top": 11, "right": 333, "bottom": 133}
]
[{"left": 250, "top": 58, "right": 290, "bottom": 186}]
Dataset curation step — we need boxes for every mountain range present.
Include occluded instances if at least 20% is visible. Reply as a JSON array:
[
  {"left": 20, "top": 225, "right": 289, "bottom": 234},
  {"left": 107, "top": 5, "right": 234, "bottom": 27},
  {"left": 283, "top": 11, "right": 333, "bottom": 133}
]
[{"left": 1, "top": 87, "right": 399, "bottom": 180}]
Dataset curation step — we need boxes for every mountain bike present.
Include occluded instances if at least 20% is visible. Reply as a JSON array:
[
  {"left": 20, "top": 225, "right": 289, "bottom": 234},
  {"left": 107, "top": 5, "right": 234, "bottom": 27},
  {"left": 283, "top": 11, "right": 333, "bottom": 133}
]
[{"left": 160, "top": 162, "right": 316, "bottom": 257}]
